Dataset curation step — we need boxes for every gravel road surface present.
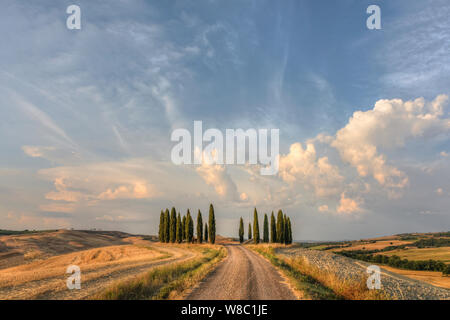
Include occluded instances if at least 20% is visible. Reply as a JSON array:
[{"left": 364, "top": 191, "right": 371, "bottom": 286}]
[{"left": 187, "top": 244, "right": 297, "bottom": 300}]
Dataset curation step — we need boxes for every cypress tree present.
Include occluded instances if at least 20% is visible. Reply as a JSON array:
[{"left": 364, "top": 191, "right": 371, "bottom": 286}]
[
  {"left": 164, "top": 209, "right": 170, "bottom": 243},
  {"left": 208, "top": 204, "right": 216, "bottom": 244},
  {"left": 197, "top": 210, "right": 203, "bottom": 244},
  {"left": 253, "top": 208, "right": 260, "bottom": 244},
  {"left": 284, "top": 214, "right": 288, "bottom": 245},
  {"left": 184, "top": 210, "right": 193, "bottom": 243},
  {"left": 176, "top": 213, "right": 182, "bottom": 243},
  {"left": 170, "top": 207, "right": 176, "bottom": 243},
  {"left": 189, "top": 213, "right": 194, "bottom": 243},
  {"left": 270, "top": 211, "right": 276, "bottom": 243},
  {"left": 186, "top": 211, "right": 190, "bottom": 242},
  {"left": 182, "top": 215, "right": 186, "bottom": 240},
  {"left": 263, "top": 213, "right": 269, "bottom": 243},
  {"left": 238, "top": 217, "right": 244, "bottom": 243},
  {"left": 248, "top": 223, "right": 252, "bottom": 240},
  {"left": 204, "top": 223, "right": 208, "bottom": 243},
  {"left": 159, "top": 210, "right": 164, "bottom": 242},
  {"left": 287, "top": 217, "right": 293, "bottom": 244},
  {"left": 276, "top": 210, "right": 284, "bottom": 243}
]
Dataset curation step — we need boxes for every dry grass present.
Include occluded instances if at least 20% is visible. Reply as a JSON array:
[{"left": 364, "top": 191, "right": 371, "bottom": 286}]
[
  {"left": 285, "top": 255, "right": 388, "bottom": 300},
  {"left": 251, "top": 245, "right": 388, "bottom": 300},
  {"left": 96, "top": 245, "right": 226, "bottom": 300}
]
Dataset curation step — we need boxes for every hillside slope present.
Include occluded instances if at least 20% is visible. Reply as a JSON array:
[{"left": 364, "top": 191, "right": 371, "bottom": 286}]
[{"left": 0, "top": 230, "right": 131, "bottom": 269}]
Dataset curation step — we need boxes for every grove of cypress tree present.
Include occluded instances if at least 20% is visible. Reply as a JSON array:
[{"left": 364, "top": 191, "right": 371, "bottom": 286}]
[
  {"left": 239, "top": 217, "right": 244, "bottom": 243},
  {"left": 253, "top": 208, "right": 260, "bottom": 244},
  {"left": 176, "top": 213, "right": 182, "bottom": 243},
  {"left": 204, "top": 223, "right": 208, "bottom": 243},
  {"left": 197, "top": 210, "right": 203, "bottom": 244},
  {"left": 263, "top": 213, "right": 269, "bottom": 243},
  {"left": 270, "top": 211, "right": 276, "bottom": 243},
  {"left": 159, "top": 210, "right": 164, "bottom": 242},
  {"left": 248, "top": 223, "right": 252, "bottom": 240},
  {"left": 208, "top": 204, "right": 216, "bottom": 244},
  {"left": 276, "top": 210, "right": 284, "bottom": 243},
  {"left": 182, "top": 215, "right": 186, "bottom": 240},
  {"left": 170, "top": 207, "right": 177, "bottom": 243},
  {"left": 164, "top": 209, "right": 170, "bottom": 243}
]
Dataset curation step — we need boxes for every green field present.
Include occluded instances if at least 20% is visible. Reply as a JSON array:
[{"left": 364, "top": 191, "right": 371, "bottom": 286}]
[{"left": 381, "top": 247, "right": 450, "bottom": 264}]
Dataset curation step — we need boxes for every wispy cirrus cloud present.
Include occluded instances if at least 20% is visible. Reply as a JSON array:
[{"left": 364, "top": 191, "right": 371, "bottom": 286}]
[{"left": 378, "top": 0, "right": 450, "bottom": 94}]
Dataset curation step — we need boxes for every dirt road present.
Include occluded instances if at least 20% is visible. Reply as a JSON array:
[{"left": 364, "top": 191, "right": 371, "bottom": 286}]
[{"left": 187, "top": 244, "right": 297, "bottom": 300}]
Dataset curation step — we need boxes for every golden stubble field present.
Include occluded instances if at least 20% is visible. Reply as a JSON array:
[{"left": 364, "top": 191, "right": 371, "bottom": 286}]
[{"left": 0, "top": 230, "right": 199, "bottom": 300}]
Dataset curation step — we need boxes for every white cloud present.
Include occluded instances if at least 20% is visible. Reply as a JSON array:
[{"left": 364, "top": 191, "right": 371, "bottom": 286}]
[
  {"left": 38, "top": 160, "right": 162, "bottom": 205},
  {"left": 13, "top": 92, "right": 75, "bottom": 147},
  {"left": 39, "top": 203, "right": 75, "bottom": 213},
  {"left": 337, "top": 193, "right": 362, "bottom": 215},
  {"left": 22, "top": 145, "right": 55, "bottom": 158},
  {"left": 196, "top": 162, "right": 241, "bottom": 201},
  {"left": 95, "top": 215, "right": 139, "bottom": 222},
  {"left": 98, "top": 182, "right": 151, "bottom": 200},
  {"left": 240, "top": 192, "right": 248, "bottom": 201},
  {"left": 378, "top": 2, "right": 450, "bottom": 92},
  {"left": 331, "top": 95, "right": 449, "bottom": 190},
  {"left": 279, "top": 142, "right": 343, "bottom": 197}
]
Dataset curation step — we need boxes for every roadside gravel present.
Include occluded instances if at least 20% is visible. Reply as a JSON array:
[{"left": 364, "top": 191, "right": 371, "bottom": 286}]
[{"left": 278, "top": 247, "right": 450, "bottom": 300}]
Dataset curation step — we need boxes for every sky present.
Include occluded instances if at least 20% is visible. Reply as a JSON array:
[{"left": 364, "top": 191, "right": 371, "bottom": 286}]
[{"left": 0, "top": 0, "right": 449, "bottom": 240}]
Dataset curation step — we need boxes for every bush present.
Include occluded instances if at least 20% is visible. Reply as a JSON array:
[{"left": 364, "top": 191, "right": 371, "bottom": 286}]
[
  {"left": 337, "top": 250, "right": 447, "bottom": 272},
  {"left": 443, "top": 265, "right": 450, "bottom": 276}
]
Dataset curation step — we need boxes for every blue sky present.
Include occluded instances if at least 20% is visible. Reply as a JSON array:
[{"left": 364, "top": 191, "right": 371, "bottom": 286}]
[{"left": 0, "top": 0, "right": 449, "bottom": 240}]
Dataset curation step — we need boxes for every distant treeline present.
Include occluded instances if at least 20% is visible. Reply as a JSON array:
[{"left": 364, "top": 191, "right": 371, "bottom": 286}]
[
  {"left": 413, "top": 238, "right": 450, "bottom": 248},
  {"left": 337, "top": 250, "right": 450, "bottom": 275},
  {"left": 158, "top": 204, "right": 216, "bottom": 244},
  {"left": 0, "top": 229, "right": 57, "bottom": 236},
  {"left": 297, "top": 242, "right": 352, "bottom": 249},
  {"left": 310, "top": 235, "right": 450, "bottom": 252},
  {"left": 239, "top": 209, "right": 293, "bottom": 245},
  {"left": 363, "top": 238, "right": 450, "bottom": 252}
]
